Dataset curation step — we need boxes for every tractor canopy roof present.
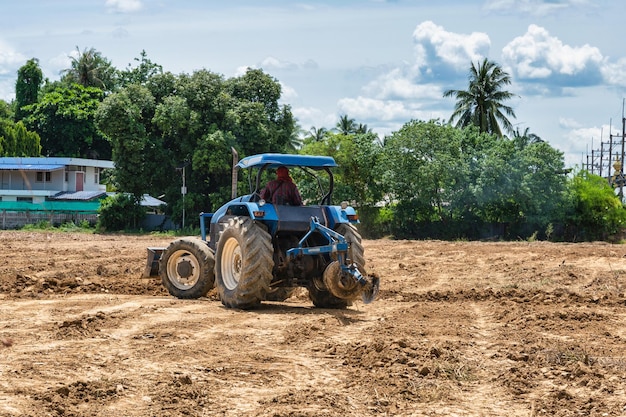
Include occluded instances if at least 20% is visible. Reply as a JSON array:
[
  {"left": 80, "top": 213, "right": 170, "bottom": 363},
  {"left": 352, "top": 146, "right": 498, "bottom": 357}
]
[{"left": 237, "top": 153, "right": 337, "bottom": 170}]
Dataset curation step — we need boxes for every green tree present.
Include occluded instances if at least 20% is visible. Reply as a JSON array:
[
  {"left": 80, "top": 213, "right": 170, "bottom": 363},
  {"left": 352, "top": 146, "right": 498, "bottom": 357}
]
[
  {"left": 224, "top": 68, "right": 295, "bottom": 154},
  {"left": 25, "top": 84, "right": 110, "bottom": 158},
  {"left": 98, "top": 67, "right": 296, "bottom": 226},
  {"left": 0, "top": 99, "right": 12, "bottom": 120},
  {"left": 457, "top": 127, "right": 566, "bottom": 237},
  {"left": 60, "top": 46, "right": 116, "bottom": 91},
  {"left": 299, "top": 131, "right": 383, "bottom": 207},
  {"left": 382, "top": 120, "right": 468, "bottom": 233},
  {"left": 15, "top": 58, "right": 44, "bottom": 121},
  {"left": 563, "top": 171, "right": 626, "bottom": 241},
  {"left": 95, "top": 84, "right": 156, "bottom": 199},
  {"left": 118, "top": 50, "right": 163, "bottom": 87},
  {"left": 0, "top": 120, "right": 41, "bottom": 156},
  {"left": 443, "top": 58, "right": 517, "bottom": 137},
  {"left": 97, "top": 193, "right": 146, "bottom": 231}
]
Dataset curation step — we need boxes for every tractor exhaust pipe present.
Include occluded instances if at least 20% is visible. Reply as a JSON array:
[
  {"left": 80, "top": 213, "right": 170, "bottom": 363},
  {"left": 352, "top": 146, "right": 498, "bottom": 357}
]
[{"left": 231, "top": 147, "right": 239, "bottom": 199}]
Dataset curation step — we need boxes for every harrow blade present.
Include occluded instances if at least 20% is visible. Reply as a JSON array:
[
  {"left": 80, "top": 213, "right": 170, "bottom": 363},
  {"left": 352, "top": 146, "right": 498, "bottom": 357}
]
[{"left": 360, "top": 275, "right": 380, "bottom": 304}]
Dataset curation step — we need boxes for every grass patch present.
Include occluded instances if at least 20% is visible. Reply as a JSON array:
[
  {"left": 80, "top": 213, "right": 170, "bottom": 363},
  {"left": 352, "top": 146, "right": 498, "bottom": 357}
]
[{"left": 21, "top": 220, "right": 95, "bottom": 233}]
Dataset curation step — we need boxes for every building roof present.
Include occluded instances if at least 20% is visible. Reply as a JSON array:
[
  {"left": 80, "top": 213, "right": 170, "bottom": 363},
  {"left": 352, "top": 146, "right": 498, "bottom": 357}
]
[
  {"left": 0, "top": 157, "right": 114, "bottom": 169},
  {"left": 140, "top": 194, "right": 167, "bottom": 207},
  {"left": 0, "top": 164, "right": 65, "bottom": 171},
  {"left": 51, "top": 191, "right": 107, "bottom": 201}
]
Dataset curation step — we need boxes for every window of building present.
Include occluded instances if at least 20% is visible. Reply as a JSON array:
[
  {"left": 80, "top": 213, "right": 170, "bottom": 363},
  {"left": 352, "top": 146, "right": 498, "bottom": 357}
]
[
  {"left": 36, "top": 171, "right": 51, "bottom": 182},
  {"left": 94, "top": 168, "right": 100, "bottom": 184}
]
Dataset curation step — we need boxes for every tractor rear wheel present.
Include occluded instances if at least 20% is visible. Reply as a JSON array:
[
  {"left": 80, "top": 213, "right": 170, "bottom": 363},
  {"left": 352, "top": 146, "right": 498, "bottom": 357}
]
[
  {"left": 215, "top": 217, "right": 274, "bottom": 309},
  {"left": 335, "top": 223, "right": 366, "bottom": 272},
  {"left": 308, "top": 279, "right": 350, "bottom": 309},
  {"left": 160, "top": 238, "right": 215, "bottom": 299}
]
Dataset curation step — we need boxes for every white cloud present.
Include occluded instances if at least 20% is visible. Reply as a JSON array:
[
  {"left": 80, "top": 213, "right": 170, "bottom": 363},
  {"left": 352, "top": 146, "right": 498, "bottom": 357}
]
[
  {"left": 337, "top": 96, "right": 435, "bottom": 122},
  {"left": 0, "top": 40, "right": 26, "bottom": 76},
  {"left": 554, "top": 122, "right": 617, "bottom": 167},
  {"left": 567, "top": 126, "right": 602, "bottom": 152},
  {"left": 302, "top": 59, "right": 319, "bottom": 70},
  {"left": 292, "top": 106, "right": 336, "bottom": 131},
  {"left": 601, "top": 57, "right": 626, "bottom": 87},
  {"left": 47, "top": 52, "right": 73, "bottom": 78},
  {"left": 105, "top": 0, "right": 143, "bottom": 13},
  {"left": 502, "top": 24, "right": 603, "bottom": 83},
  {"left": 483, "top": 0, "right": 585, "bottom": 16},
  {"left": 0, "top": 40, "right": 27, "bottom": 100},
  {"left": 559, "top": 117, "right": 582, "bottom": 130},
  {"left": 259, "top": 56, "right": 298, "bottom": 71},
  {"left": 412, "top": 21, "right": 490, "bottom": 71},
  {"left": 363, "top": 68, "right": 443, "bottom": 100},
  {"left": 234, "top": 65, "right": 255, "bottom": 77},
  {"left": 279, "top": 82, "right": 297, "bottom": 101}
]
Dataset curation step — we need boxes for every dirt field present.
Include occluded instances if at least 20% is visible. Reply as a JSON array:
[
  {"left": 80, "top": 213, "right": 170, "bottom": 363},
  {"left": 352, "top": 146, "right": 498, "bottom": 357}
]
[{"left": 1, "top": 230, "right": 625, "bottom": 417}]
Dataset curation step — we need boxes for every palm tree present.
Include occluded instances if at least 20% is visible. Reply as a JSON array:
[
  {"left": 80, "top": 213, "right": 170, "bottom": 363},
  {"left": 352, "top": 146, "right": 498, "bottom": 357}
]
[
  {"left": 285, "top": 124, "right": 305, "bottom": 151},
  {"left": 336, "top": 114, "right": 357, "bottom": 135},
  {"left": 307, "top": 126, "right": 329, "bottom": 142},
  {"left": 512, "top": 126, "right": 543, "bottom": 149},
  {"left": 443, "top": 58, "right": 517, "bottom": 137},
  {"left": 356, "top": 123, "right": 372, "bottom": 134},
  {"left": 61, "top": 46, "right": 113, "bottom": 89}
]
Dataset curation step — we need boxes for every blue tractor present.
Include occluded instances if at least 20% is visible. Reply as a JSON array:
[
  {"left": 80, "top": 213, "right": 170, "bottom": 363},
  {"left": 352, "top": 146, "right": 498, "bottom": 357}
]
[{"left": 145, "top": 153, "right": 379, "bottom": 309}]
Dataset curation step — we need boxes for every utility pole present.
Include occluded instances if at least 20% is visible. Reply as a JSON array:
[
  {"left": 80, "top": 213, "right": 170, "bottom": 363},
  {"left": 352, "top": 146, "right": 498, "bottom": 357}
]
[{"left": 621, "top": 113, "right": 626, "bottom": 200}]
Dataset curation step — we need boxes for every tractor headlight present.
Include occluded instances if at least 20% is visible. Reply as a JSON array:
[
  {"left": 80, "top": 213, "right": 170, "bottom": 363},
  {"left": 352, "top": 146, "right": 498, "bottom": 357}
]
[
  {"left": 340, "top": 201, "right": 349, "bottom": 209},
  {"left": 258, "top": 199, "right": 266, "bottom": 207}
]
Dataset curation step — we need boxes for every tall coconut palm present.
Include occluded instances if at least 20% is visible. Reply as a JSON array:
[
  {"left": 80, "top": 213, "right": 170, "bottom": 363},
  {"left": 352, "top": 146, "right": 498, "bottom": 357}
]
[
  {"left": 443, "top": 58, "right": 517, "bottom": 137},
  {"left": 285, "top": 124, "right": 304, "bottom": 151},
  {"left": 356, "top": 123, "right": 372, "bottom": 134},
  {"left": 307, "top": 126, "right": 329, "bottom": 142},
  {"left": 61, "top": 46, "right": 114, "bottom": 90},
  {"left": 512, "top": 126, "right": 543, "bottom": 149},
  {"left": 336, "top": 114, "right": 357, "bottom": 135}
]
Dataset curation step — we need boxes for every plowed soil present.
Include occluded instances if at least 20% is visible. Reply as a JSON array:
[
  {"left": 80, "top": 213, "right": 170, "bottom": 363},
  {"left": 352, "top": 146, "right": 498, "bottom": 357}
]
[{"left": 1, "top": 230, "right": 625, "bottom": 417}]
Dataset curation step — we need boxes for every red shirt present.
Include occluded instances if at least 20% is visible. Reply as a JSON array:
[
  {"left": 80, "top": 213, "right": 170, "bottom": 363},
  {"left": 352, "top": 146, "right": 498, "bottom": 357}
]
[{"left": 261, "top": 179, "right": 303, "bottom": 206}]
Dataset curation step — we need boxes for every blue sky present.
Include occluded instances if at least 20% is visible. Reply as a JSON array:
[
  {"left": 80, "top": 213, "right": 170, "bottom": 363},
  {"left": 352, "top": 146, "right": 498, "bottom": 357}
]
[{"left": 1, "top": 0, "right": 625, "bottom": 168}]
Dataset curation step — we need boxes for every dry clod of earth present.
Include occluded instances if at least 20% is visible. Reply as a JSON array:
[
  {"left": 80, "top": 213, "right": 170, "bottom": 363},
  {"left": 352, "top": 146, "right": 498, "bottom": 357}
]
[{"left": 1, "top": 231, "right": 626, "bottom": 416}]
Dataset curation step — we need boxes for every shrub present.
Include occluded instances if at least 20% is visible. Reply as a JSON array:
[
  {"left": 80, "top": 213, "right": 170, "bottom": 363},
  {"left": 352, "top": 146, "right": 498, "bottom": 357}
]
[
  {"left": 564, "top": 171, "right": 626, "bottom": 241},
  {"left": 97, "top": 193, "right": 146, "bottom": 232}
]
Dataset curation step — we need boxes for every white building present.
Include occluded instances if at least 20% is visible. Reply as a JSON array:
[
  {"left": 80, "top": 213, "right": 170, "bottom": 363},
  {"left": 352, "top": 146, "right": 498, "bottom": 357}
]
[{"left": 0, "top": 157, "right": 114, "bottom": 228}]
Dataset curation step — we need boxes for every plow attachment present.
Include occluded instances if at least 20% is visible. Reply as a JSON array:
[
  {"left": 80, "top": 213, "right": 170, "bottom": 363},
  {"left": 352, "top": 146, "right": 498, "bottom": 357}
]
[
  {"left": 323, "top": 260, "right": 380, "bottom": 304},
  {"left": 288, "top": 217, "right": 381, "bottom": 304}
]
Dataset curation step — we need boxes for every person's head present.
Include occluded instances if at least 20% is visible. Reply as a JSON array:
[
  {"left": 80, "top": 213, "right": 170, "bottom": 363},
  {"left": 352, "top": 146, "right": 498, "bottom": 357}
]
[{"left": 276, "top": 166, "right": 290, "bottom": 181}]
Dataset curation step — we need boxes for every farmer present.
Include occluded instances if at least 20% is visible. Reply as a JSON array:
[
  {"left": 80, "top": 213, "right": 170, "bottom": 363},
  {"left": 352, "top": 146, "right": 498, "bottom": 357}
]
[{"left": 261, "top": 166, "right": 303, "bottom": 206}]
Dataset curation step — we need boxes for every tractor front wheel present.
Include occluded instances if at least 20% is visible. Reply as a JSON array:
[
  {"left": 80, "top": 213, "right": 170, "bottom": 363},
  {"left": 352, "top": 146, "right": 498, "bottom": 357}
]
[
  {"left": 160, "top": 238, "right": 215, "bottom": 299},
  {"left": 215, "top": 217, "right": 274, "bottom": 309}
]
